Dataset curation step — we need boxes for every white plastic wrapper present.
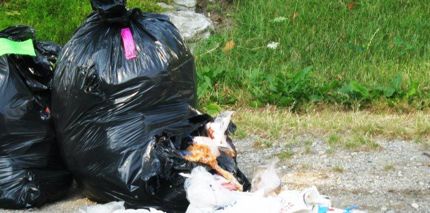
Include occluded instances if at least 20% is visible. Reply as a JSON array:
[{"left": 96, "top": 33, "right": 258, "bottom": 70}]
[
  {"left": 184, "top": 165, "right": 366, "bottom": 213},
  {"left": 80, "top": 201, "right": 165, "bottom": 213},
  {"left": 184, "top": 167, "right": 239, "bottom": 212},
  {"left": 251, "top": 159, "right": 282, "bottom": 196},
  {"left": 202, "top": 110, "right": 236, "bottom": 156}
]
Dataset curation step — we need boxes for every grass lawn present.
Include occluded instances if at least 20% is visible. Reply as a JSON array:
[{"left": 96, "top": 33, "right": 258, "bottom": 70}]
[{"left": 195, "top": 0, "right": 430, "bottom": 110}]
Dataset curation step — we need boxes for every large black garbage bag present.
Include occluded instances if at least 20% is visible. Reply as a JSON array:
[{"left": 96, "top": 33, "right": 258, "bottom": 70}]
[
  {"left": 51, "top": 0, "right": 250, "bottom": 212},
  {"left": 0, "top": 26, "right": 72, "bottom": 209}
]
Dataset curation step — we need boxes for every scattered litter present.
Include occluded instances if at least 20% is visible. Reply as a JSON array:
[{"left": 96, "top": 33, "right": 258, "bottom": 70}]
[
  {"left": 267, "top": 42, "right": 280, "bottom": 49},
  {"left": 344, "top": 205, "right": 360, "bottom": 213},
  {"left": 75, "top": 111, "right": 368, "bottom": 213},
  {"left": 80, "top": 201, "right": 165, "bottom": 213},
  {"left": 183, "top": 111, "right": 244, "bottom": 191},
  {"left": 251, "top": 159, "right": 282, "bottom": 196},
  {"left": 223, "top": 40, "right": 235, "bottom": 53},
  {"left": 184, "top": 164, "right": 366, "bottom": 213},
  {"left": 411, "top": 202, "right": 419, "bottom": 210},
  {"left": 272, "top": 16, "right": 288, "bottom": 23}
]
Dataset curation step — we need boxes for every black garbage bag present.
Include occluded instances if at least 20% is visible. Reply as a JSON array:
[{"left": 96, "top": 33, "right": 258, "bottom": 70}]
[
  {"left": 51, "top": 0, "right": 250, "bottom": 212},
  {"left": 0, "top": 26, "right": 72, "bottom": 209}
]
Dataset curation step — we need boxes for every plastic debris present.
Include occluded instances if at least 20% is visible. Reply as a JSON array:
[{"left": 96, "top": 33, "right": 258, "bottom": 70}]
[
  {"left": 272, "top": 16, "right": 288, "bottom": 23},
  {"left": 411, "top": 203, "right": 419, "bottom": 210},
  {"left": 206, "top": 111, "right": 236, "bottom": 157},
  {"left": 184, "top": 165, "right": 366, "bottom": 213},
  {"left": 80, "top": 201, "right": 165, "bottom": 213},
  {"left": 183, "top": 111, "right": 243, "bottom": 191},
  {"left": 251, "top": 159, "right": 282, "bottom": 196},
  {"left": 267, "top": 42, "right": 280, "bottom": 49}
]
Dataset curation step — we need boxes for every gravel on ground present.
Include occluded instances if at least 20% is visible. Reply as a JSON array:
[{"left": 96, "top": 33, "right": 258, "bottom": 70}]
[{"left": 2, "top": 138, "right": 429, "bottom": 213}]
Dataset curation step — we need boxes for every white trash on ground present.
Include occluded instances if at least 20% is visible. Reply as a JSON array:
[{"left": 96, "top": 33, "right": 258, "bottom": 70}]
[
  {"left": 251, "top": 159, "right": 282, "bottom": 196},
  {"left": 79, "top": 164, "right": 365, "bottom": 213},
  {"left": 80, "top": 201, "right": 164, "bottom": 213},
  {"left": 182, "top": 111, "right": 243, "bottom": 190},
  {"left": 184, "top": 164, "right": 366, "bottom": 213}
]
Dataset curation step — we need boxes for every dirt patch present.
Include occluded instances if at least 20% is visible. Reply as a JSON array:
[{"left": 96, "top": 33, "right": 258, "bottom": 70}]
[{"left": 196, "top": 0, "right": 235, "bottom": 31}]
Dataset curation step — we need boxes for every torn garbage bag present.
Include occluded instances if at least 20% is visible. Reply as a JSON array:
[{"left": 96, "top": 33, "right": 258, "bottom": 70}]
[
  {"left": 51, "top": 1, "right": 250, "bottom": 212},
  {"left": 0, "top": 26, "right": 72, "bottom": 209}
]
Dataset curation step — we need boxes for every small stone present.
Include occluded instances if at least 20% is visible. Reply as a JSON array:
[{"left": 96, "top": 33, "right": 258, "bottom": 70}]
[
  {"left": 411, "top": 203, "right": 419, "bottom": 209},
  {"left": 397, "top": 171, "right": 402, "bottom": 177},
  {"left": 381, "top": 206, "right": 388, "bottom": 212},
  {"left": 164, "top": 11, "right": 214, "bottom": 42},
  {"left": 174, "top": 0, "right": 197, "bottom": 11}
]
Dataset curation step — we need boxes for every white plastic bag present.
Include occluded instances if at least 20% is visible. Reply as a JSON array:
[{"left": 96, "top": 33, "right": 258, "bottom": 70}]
[{"left": 80, "top": 201, "right": 165, "bottom": 213}]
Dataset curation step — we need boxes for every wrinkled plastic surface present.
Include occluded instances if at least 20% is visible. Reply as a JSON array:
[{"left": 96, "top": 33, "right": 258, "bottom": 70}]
[
  {"left": 81, "top": 201, "right": 166, "bottom": 213},
  {"left": 0, "top": 26, "right": 72, "bottom": 209},
  {"left": 185, "top": 166, "right": 363, "bottom": 213},
  {"left": 251, "top": 159, "right": 281, "bottom": 196},
  {"left": 51, "top": 1, "right": 250, "bottom": 211},
  {"left": 185, "top": 166, "right": 283, "bottom": 213}
]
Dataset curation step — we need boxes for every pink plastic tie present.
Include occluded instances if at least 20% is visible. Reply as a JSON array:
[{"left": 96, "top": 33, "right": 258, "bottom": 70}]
[{"left": 121, "top": 28, "right": 137, "bottom": 60}]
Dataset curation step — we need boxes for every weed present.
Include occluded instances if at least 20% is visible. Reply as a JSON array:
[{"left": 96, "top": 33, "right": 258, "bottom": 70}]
[
  {"left": 326, "top": 148, "right": 335, "bottom": 155},
  {"left": 332, "top": 166, "right": 344, "bottom": 173},
  {"left": 253, "top": 139, "right": 273, "bottom": 148},
  {"left": 277, "top": 150, "right": 294, "bottom": 160},
  {"left": 383, "top": 164, "right": 395, "bottom": 171},
  {"left": 327, "top": 134, "right": 341, "bottom": 146},
  {"left": 303, "top": 140, "right": 313, "bottom": 154},
  {"left": 345, "top": 134, "right": 380, "bottom": 151},
  {"left": 232, "top": 128, "right": 247, "bottom": 139},
  {"left": 297, "top": 164, "right": 310, "bottom": 170}
]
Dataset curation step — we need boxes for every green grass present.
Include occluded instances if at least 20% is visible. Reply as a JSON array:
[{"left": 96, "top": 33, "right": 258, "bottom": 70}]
[
  {"left": 195, "top": 0, "right": 430, "bottom": 110},
  {"left": 0, "top": 0, "right": 164, "bottom": 44},
  {"left": 234, "top": 108, "right": 430, "bottom": 151},
  {"left": 277, "top": 150, "right": 295, "bottom": 160}
]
